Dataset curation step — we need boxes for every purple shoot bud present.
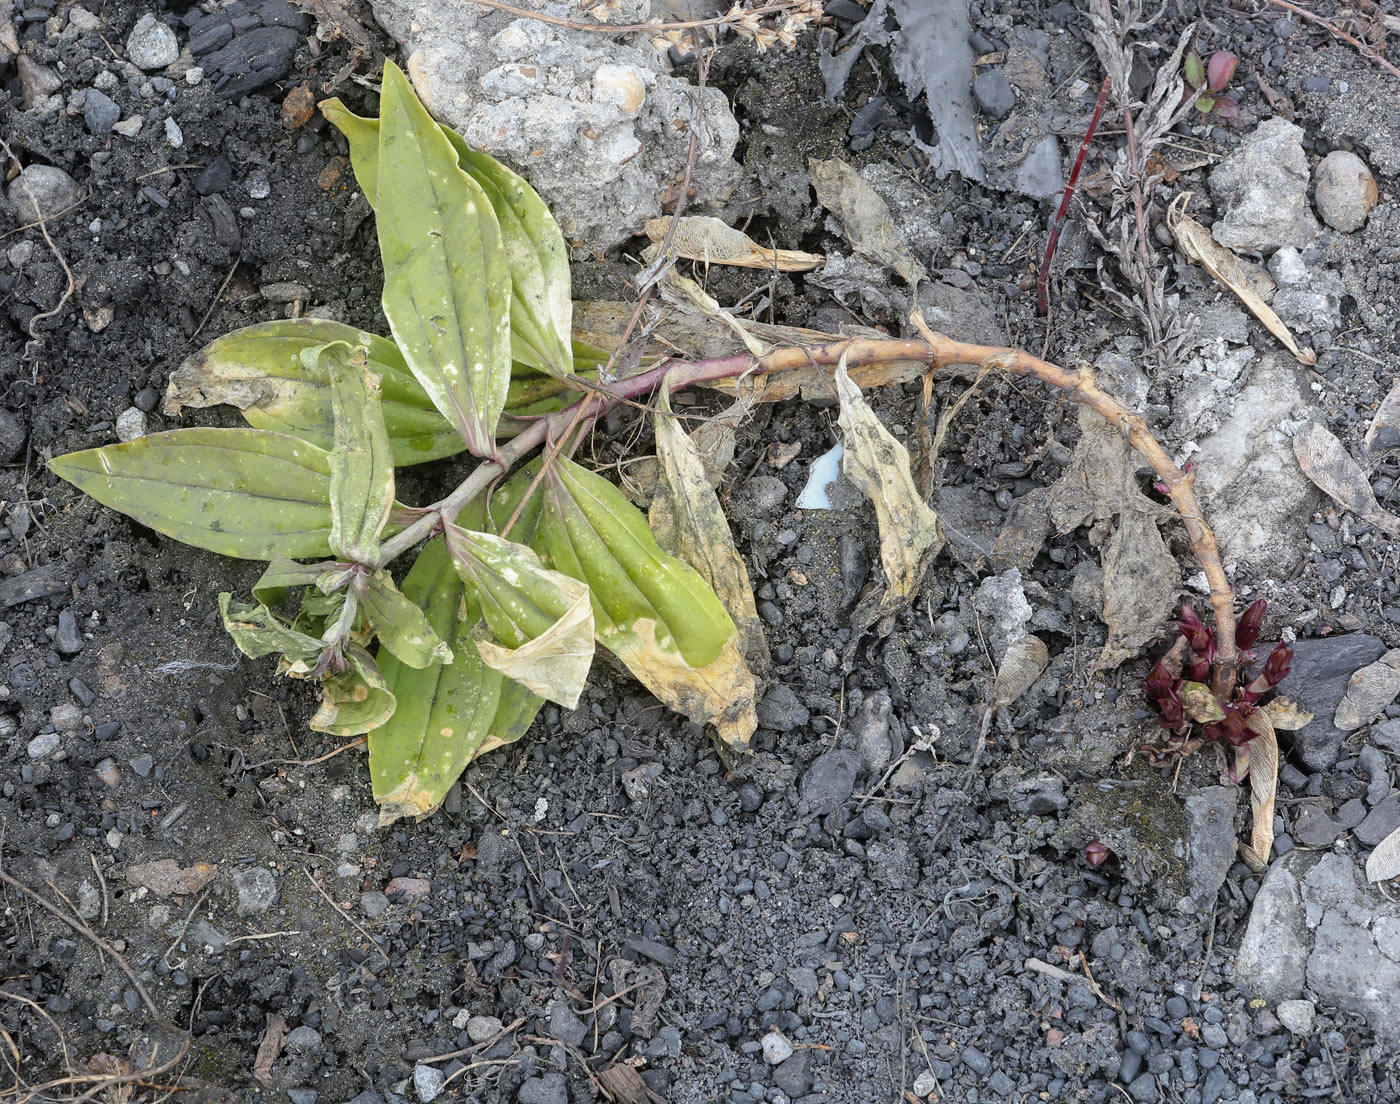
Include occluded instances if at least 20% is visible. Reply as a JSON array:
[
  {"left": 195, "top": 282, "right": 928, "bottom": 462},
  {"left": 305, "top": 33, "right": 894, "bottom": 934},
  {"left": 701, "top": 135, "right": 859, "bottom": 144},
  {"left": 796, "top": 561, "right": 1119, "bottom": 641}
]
[
  {"left": 1244, "top": 643, "right": 1293, "bottom": 702},
  {"left": 1178, "top": 605, "right": 1215, "bottom": 663},
  {"left": 1083, "top": 840, "right": 1110, "bottom": 868},
  {"left": 1207, "top": 51, "right": 1239, "bottom": 93},
  {"left": 1236, "top": 599, "right": 1267, "bottom": 652}
]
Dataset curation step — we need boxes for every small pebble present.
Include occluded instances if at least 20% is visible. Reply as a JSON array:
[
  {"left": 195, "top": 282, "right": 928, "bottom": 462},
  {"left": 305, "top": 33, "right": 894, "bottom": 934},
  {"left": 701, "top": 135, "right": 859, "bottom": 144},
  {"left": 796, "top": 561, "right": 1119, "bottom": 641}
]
[
  {"left": 83, "top": 88, "right": 121, "bottom": 135},
  {"left": 128, "top": 753, "right": 154, "bottom": 777},
  {"left": 466, "top": 1015, "right": 503, "bottom": 1043},
  {"left": 56, "top": 610, "right": 83, "bottom": 655},
  {"left": 412, "top": 1065, "right": 445, "bottom": 1103},
  {"left": 360, "top": 891, "right": 389, "bottom": 918},
  {"left": 1314, "top": 150, "right": 1377, "bottom": 232},
  {"left": 164, "top": 116, "right": 183, "bottom": 148},
  {"left": 27, "top": 732, "right": 61, "bottom": 759},
  {"left": 125, "top": 14, "right": 179, "bottom": 71},
  {"left": 1276, "top": 999, "right": 1316, "bottom": 1033},
  {"left": 760, "top": 1031, "right": 793, "bottom": 1064},
  {"left": 115, "top": 408, "right": 147, "bottom": 442}
]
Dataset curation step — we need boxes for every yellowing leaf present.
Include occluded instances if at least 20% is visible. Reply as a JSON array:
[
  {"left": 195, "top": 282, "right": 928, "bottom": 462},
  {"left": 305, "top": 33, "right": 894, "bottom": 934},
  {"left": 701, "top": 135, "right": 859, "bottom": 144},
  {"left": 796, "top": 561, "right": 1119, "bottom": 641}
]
[
  {"left": 219, "top": 593, "right": 324, "bottom": 663},
  {"left": 165, "top": 318, "right": 466, "bottom": 466},
  {"left": 643, "top": 215, "right": 823, "bottom": 272},
  {"left": 445, "top": 524, "right": 595, "bottom": 709},
  {"left": 319, "top": 342, "right": 395, "bottom": 563},
  {"left": 649, "top": 389, "right": 768, "bottom": 673},
  {"left": 474, "top": 586, "right": 594, "bottom": 710},
  {"left": 498, "top": 458, "right": 757, "bottom": 750},
  {"left": 1178, "top": 680, "right": 1226, "bottom": 724},
  {"left": 833, "top": 354, "right": 944, "bottom": 615},
  {"left": 305, "top": 643, "right": 396, "bottom": 737}
]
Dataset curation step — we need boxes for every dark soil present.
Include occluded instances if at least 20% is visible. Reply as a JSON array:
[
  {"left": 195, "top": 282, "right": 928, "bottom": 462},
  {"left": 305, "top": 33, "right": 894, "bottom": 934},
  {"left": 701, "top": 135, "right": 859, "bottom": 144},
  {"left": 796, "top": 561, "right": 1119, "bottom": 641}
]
[{"left": 2, "top": 2, "right": 1398, "bottom": 1103}]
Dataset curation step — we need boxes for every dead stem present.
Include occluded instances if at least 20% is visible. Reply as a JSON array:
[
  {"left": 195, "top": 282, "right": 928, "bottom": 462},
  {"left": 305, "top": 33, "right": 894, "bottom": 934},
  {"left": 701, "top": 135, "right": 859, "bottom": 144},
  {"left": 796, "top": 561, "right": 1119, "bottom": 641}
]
[{"left": 1263, "top": 0, "right": 1400, "bottom": 82}]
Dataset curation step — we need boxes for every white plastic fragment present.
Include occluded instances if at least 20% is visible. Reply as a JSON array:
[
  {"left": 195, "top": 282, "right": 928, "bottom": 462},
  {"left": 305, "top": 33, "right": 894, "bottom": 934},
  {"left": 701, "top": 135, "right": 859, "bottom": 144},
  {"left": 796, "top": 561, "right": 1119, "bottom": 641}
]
[{"left": 795, "top": 443, "right": 843, "bottom": 510}]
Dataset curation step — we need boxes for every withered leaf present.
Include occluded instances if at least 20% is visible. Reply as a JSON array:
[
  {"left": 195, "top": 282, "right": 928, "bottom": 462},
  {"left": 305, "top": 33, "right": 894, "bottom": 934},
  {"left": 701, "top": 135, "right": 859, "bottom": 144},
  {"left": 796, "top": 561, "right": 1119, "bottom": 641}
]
[
  {"left": 644, "top": 215, "right": 823, "bottom": 272},
  {"left": 1365, "top": 823, "right": 1400, "bottom": 883},
  {"left": 1294, "top": 420, "right": 1400, "bottom": 538},
  {"left": 1240, "top": 709, "right": 1278, "bottom": 872}
]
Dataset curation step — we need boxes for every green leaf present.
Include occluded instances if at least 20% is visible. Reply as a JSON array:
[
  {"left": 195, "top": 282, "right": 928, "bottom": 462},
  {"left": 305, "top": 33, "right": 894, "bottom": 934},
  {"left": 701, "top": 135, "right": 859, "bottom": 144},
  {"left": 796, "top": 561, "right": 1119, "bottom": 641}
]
[
  {"left": 318, "top": 341, "right": 396, "bottom": 563},
  {"left": 49, "top": 427, "right": 337, "bottom": 560},
  {"left": 369, "top": 536, "right": 543, "bottom": 824},
  {"left": 444, "top": 522, "right": 594, "bottom": 709},
  {"left": 166, "top": 318, "right": 467, "bottom": 466},
  {"left": 252, "top": 556, "right": 337, "bottom": 608},
  {"left": 218, "top": 592, "right": 325, "bottom": 662},
  {"left": 306, "top": 643, "right": 397, "bottom": 736},
  {"left": 357, "top": 569, "right": 453, "bottom": 669},
  {"left": 321, "top": 96, "right": 575, "bottom": 379},
  {"left": 375, "top": 60, "right": 512, "bottom": 457},
  {"left": 496, "top": 457, "right": 755, "bottom": 748}
]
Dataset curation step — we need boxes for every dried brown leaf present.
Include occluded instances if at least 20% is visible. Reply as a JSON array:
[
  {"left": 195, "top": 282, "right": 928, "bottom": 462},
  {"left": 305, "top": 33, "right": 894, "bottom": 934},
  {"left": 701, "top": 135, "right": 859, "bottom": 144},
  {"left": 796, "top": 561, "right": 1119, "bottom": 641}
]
[
  {"left": 1334, "top": 648, "right": 1400, "bottom": 732},
  {"left": 833, "top": 354, "right": 944, "bottom": 616},
  {"left": 1240, "top": 710, "right": 1278, "bottom": 872},
  {"left": 644, "top": 215, "right": 823, "bottom": 272},
  {"left": 1294, "top": 420, "right": 1400, "bottom": 537},
  {"left": 473, "top": 586, "right": 594, "bottom": 711},
  {"left": 1365, "top": 823, "right": 1400, "bottom": 883},
  {"left": 253, "top": 1013, "right": 288, "bottom": 1087},
  {"left": 808, "top": 157, "right": 927, "bottom": 288},
  {"left": 649, "top": 390, "right": 769, "bottom": 675},
  {"left": 1260, "top": 696, "right": 1314, "bottom": 731},
  {"left": 993, "top": 634, "right": 1049, "bottom": 707},
  {"left": 1167, "top": 194, "right": 1315, "bottom": 365}
]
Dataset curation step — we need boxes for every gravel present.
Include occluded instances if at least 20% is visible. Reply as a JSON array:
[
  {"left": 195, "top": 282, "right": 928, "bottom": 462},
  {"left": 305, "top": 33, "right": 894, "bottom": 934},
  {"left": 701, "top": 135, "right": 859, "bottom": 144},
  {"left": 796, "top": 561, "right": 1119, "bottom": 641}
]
[
  {"left": 125, "top": 14, "right": 180, "bottom": 70},
  {"left": 233, "top": 867, "right": 277, "bottom": 915}
]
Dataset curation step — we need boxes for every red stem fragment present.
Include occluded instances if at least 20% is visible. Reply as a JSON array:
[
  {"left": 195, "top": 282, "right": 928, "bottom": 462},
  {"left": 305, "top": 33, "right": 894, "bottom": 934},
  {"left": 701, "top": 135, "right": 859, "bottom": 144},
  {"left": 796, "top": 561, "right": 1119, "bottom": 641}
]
[{"left": 1036, "top": 76, "right": 1110, "bottom": 317}]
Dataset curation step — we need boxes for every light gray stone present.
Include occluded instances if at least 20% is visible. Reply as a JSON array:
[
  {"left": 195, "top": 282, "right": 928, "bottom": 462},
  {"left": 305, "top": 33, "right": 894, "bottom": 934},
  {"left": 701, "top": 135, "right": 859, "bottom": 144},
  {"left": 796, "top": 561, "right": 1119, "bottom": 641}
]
[
  {"left": 1314, "top": 150, "right": 1377, "bottom": 232},
  {"left": 1184, "top": 786, "right": 1238, "bottom": 907},
  {"left": 973, "top": 568, "right": 1031, "bottom": 662},
  {"left": 233, "top": 867, "right": 278, "bottom": 915},
  {"left": 412, "top": 1065, "right": 445, "bottom": 1103},
  {"left": 1192, "top": 353, "right": 1317, "bottom": 572},
  {"left": 125, "top": 14, "right": 179, "bottom": 71},
  {"left": 761, "top": 1030, "right": 794, "bottom": 1064},
  {"left": 367, "top": 0, "right": 739, "bottom": 251},
  {"left": 1208, "top": 117, "right": 1319, "bottom": 253},
  {"left": 7, "top": 165, "right": 83, "bottom": 222},
  {"left": 1237, "top": 852, "right": 1310, "bottom": 1002},
  {"left": 1276, "top": 998, "right": 1316, "bottom": 1033},
  {"left": 465, "top": 1014, "right": 503, "bottom": 1043}
]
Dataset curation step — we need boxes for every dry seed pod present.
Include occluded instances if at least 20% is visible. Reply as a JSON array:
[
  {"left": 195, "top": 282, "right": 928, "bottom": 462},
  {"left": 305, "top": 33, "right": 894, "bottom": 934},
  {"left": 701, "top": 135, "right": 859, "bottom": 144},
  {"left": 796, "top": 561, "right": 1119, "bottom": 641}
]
[{"left": 993, "top": 634, "right": 1049, "bottom": 708}]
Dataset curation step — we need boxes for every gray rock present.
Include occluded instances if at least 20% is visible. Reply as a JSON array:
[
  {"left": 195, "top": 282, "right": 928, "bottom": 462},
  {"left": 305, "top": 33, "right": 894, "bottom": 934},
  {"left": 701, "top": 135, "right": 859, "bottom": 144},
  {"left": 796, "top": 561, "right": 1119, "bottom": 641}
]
[
  {"left": 1236, "top": 852, "right": 1310, "bottom": 1002},
  {"left": 741, "top": 475, "right": 788, "bottom": 515},
  {"left": 128, "top": 753, "right": 154, "bottom": 778},
  {"left": 7, "top": 165, "right": 83, "bottom": 222},
  {"left": 17, "top": 55, "right": 61, "bottom": 109},
  {"left": 1356, "top": 795, "right": 1400, "bottom": 847},
  {"left": 1192, "top": 354, "right": 1316, "bottom": 573},
  {"left": 853, "top": 690, "right": 893, "bottom": 774},
  {"left": 1308, "top": 908, "right": 1400, "bottom": 1037},
  {"left": 1314, "top": 150, "right": 1377, "bottom": 232},
  {"left": 1208, "top": 117, "right": 1319, "bottom": 252},
  {"left": 233, "top": 867, "right": 278, "bottom": 915},
  {"left": 1276, "top": 998, "right": 1316, "bottom": 1034},
  {"left": 412, "top": 1065, "right": 445, "bottom": 1104},
  {"left": 1292, "top": 804, "right": 1344, "bottom": 848},
  {"left": 761, "top": 1030, "right": 794, "bottom": 1064},
  {"left": 288, "top": 1090, "right": 317, "bottom": 1104},
  {"left": 1011, "top": 134, "right": 1064, "bottom": 201},
  {"left": 116, "top": 408, "right": 148, "bottom": 442},
  {"left": 1285, "top": 635, "right": 1387, "bottom": 770},
  {"left": 284, "top": 1025, "right": 322, "bottom": 1053},
  {"left": 126, "top": 14, "right": 179, "bottom": 70},
  {"left": 0, "top": 410, "right": 24, "bottom": 463},
  {"left": 973, "top": 69, "right": 1015, "bottom": 120},
  {"left": 546, "top": 998, "right": 587, "bottom": 1046},
  {"left": 27, "top": 732, "right": 61, "bottom": 759},
  {"left": 1184, "top": 786, "right": 1238, "bottom": 907},
  {"left": 360, "top": 891, "right": 389, "bottom": 918},
  {"left": 773, "top": 1049, "right": 815, "bottom": 1096},
  {"left": 516, "top": 1073, "right": 567, "bottom": 1104},
  {"left": 1373, "top": 719, "right": 1400, "bottom": 755},
  {"left": 800, "top": 750, "right": 859, "bottom": 814},
  {"left": 367, "top": 0, "right": 739, "bottom": 251},
  {"left": 466, "top": 1014, "right": 503, "bottom": 1043},
  {"left": 55, "top": 610, "right": 83, "bottom": 655},
  {"left": 972, "top": 568, "right": 1031, "bottom": 662},
  {"left": 84, "top": 89, "right": 121, "bottom": 135},
  {"left": 757, "top": 684, "right": 809, "bottom": 733}
]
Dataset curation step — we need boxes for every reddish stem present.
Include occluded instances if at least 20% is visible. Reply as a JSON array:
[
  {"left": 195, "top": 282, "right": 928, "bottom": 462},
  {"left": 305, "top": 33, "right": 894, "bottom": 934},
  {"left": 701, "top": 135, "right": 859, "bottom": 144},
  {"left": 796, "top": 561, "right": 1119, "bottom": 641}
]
[{"left": 1036, "top": 76, "right": 1110, "bottom": 317}]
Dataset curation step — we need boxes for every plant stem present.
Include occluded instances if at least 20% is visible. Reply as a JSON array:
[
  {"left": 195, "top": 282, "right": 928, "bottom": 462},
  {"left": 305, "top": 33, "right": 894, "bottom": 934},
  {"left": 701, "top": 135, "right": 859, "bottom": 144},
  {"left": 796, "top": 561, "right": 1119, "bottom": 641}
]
[
  {"left": 377, "top": 333, "right": 1238, "bottom": 695},
  {"left": 1037, "top": 76, "right": 1111, "bottom": 316}
]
